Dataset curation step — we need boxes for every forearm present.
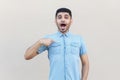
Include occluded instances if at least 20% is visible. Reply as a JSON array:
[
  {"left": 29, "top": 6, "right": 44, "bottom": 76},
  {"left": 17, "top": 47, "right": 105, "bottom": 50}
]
[
  {"left": 24, "top": 40, "right": 42, "bottom": 60},
  {"left": 24, "top": 38, "right": 53, "bottom": 60},
  {"left": 81, "top": 63, "right": 89, "bottom": 80}
]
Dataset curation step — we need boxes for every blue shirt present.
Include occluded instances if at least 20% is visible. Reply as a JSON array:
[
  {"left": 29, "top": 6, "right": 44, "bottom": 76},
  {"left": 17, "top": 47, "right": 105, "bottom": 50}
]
[{"left": 37, "top": 31, "right": 87, "bottom": 80}]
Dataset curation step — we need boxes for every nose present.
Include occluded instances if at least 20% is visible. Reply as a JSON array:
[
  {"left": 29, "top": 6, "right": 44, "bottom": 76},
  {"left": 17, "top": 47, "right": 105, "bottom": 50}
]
[{"left": 61, "top": 18, "right": 65, "bottom": 22}]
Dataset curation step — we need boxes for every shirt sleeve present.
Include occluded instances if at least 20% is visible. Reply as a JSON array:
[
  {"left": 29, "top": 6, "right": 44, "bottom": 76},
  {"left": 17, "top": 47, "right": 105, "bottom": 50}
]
[
  {"left": 37, "top": 45, "right": 48, "bottom": 54},
  {"left": 37, "top": 35, "right": 49, "bottom": 54},
  {"left": 79, "top": 37, "right": 87, "bottom": 56}
]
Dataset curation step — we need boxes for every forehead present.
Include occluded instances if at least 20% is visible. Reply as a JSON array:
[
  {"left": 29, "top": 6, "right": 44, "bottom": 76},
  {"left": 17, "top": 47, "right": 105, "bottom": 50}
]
[{"left": 57, "top": 12, "right": 70, "bottom": 16}]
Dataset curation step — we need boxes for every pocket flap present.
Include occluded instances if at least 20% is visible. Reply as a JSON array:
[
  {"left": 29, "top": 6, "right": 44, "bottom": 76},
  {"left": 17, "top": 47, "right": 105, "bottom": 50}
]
[{"left": 71, "top": 42, "right": 79, "bottom": 47}]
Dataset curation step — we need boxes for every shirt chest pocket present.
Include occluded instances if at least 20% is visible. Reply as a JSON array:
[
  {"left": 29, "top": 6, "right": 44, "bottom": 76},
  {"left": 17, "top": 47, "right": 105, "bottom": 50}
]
[
  {"left": 48, "top": 42, "right": 61, "bottom": 56},
  {"left": 70, "top": 42, "right": 80, "bottom": 56}
]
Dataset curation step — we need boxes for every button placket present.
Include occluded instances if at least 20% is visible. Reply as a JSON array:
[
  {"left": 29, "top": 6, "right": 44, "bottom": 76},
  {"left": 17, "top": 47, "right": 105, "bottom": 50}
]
[{"left": 62, "top": 35, "right": 67, "bottom": 80}]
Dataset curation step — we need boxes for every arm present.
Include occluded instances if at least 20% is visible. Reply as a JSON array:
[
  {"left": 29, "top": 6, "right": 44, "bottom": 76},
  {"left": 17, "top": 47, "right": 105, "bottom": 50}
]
[
  {"left": 80, "top": 54, "right": 89, "bottom": 80},
  {"left": 24, "top": 38, "right": 53, "bottom": 60}
]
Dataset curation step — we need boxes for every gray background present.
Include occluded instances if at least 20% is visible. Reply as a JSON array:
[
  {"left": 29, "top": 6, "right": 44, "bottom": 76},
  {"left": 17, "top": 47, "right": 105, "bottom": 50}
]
[{"left": 0, "top": 0, "right": 120, "bottom": 80}]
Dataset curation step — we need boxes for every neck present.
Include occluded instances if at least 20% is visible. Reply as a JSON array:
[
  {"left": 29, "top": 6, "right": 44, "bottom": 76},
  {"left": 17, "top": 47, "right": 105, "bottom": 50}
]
[{"left": 58, "top": 30, "right": 69, "bottom": 34}]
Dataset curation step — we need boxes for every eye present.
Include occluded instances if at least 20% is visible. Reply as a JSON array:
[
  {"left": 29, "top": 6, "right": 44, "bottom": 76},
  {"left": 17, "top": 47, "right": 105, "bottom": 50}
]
[
  {"left": 65, "top": 15, "right": 69, "bottom": 19},
  {"left": 57, "top": 15, "right": 62, "bottom": 19}
]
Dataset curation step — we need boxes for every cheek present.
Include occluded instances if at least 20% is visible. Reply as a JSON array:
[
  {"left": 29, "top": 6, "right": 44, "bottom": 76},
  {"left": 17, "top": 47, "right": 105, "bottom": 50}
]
[
  {"left": 66, "top": 20, "right": 71, "bottom": 25},
  {"left": 66, "top": 19, "right": 71, "bottom": 23},
  {"left": 56, "top": 20, "right": 61, "bottom": 24},
  {"left": 56, "top": 21, "right": 60, "bottom": 27}
]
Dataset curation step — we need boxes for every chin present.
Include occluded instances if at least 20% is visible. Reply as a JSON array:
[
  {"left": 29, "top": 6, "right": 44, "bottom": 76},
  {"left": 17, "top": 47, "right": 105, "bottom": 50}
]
[{"left": 61, "top": 31, "right": 67, "bottom": 34}]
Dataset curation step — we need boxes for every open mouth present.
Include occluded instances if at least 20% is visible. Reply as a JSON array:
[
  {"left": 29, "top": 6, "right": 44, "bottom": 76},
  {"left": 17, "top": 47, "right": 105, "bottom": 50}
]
[
  {"left": 60, "top": 24, "right": 66, "bottom": 27},
  {"left": 60, "top": 24, "right": 67, "bottom": 31}
]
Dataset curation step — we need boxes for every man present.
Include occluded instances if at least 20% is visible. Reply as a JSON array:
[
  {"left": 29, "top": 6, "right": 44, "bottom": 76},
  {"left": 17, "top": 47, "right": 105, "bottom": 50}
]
[{"left": 24, "top": 8, "right": 89, "bottom": 80}]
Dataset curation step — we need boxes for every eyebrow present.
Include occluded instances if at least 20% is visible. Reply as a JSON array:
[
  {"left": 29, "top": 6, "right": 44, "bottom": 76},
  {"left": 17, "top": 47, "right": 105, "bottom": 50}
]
[{"left": 65, "top": 14, "right": 69, "bottom": 16}]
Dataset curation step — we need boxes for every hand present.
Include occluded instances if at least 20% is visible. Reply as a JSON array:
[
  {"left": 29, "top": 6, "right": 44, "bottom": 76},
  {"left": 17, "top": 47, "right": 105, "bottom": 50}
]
[{"left": 39, "top": 38, "right": 54, "bottom": 46}]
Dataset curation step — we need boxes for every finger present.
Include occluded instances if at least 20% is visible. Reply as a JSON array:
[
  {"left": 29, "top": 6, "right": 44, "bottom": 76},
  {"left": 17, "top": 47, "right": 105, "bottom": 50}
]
[
  {"left": 52, "top": 40, "right": 55, "bottom": 42},
  {"left": 50, "top": 39, "right": 55, "bottom": 42}
]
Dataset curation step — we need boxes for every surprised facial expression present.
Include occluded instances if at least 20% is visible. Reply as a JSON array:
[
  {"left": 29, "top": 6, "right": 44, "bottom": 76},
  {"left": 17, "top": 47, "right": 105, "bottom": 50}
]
[{"left": 55, "top": 12, "right": 72, "bottom": 34}]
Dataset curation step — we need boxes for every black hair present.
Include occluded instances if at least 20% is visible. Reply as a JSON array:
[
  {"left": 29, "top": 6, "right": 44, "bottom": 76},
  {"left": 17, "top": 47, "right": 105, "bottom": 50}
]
[{"left": 55, "top": 8, "right": 72, "bottom": 18}]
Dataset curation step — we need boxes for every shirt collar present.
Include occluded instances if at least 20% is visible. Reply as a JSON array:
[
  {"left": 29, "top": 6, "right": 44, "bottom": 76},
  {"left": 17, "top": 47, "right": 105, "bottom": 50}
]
[{"left": 57, "top": 31, "right": 70, "bottom": 37}]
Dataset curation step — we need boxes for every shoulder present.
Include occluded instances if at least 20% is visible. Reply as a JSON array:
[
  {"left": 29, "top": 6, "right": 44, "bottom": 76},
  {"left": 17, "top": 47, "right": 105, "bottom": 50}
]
[
  {"left": 43, "top": 32, "right": 57, "bottom": 38},
  {"left": 70, "top": 33, "right": 84, "bottom": 40}
]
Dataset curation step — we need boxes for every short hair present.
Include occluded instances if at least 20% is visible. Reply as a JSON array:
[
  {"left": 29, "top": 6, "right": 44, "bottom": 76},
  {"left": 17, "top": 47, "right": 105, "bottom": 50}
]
[{"left": 55, "top": 8, "right": 72, "bottom": 18}]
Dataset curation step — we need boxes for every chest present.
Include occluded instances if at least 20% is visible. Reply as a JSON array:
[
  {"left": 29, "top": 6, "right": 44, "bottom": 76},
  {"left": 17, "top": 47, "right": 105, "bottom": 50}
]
[{"left": 48, "top": 37, "right": 81, "bottom": 56}]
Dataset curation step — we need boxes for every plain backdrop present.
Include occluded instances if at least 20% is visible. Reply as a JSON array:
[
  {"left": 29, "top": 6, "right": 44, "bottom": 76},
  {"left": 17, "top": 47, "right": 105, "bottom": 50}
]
[{"left": 0, "top": 0, "right": 120, "bottom": 80}]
